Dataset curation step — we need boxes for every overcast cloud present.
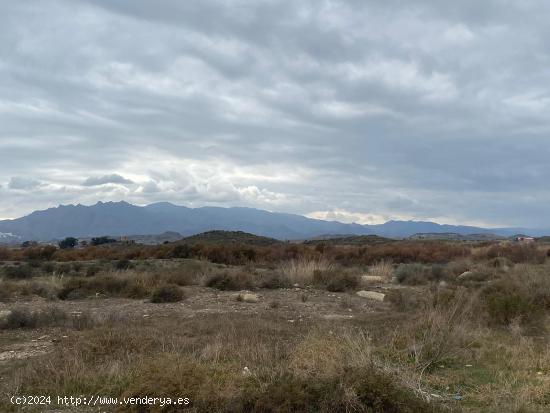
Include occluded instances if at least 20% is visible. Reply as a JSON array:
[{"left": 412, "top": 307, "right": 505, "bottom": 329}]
[{"left": 1, "top": 0, "right": 549, "bottom": 227}]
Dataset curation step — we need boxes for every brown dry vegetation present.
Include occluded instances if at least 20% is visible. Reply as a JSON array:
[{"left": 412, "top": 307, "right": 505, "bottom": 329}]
[
  {"left": 1, "top": 241, "right": 549, "bottom": 412},
  {"left": 0, "top": 239, "right": 531, "bottom": 266}
]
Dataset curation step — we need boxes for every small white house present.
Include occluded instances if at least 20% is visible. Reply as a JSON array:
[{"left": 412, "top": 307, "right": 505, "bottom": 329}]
[{"left": 515, "top": 236, "right": 535, "bottom": 243}]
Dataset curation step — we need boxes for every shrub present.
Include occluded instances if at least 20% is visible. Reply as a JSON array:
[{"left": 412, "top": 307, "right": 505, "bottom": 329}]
[
  {"left": 58, "top": 274, "right": 149, "bottom": 300},
  {"left": 386, "top": 289, "right": 427, "bottom": 312},
  {"left": 150, "top": 284, "right": 184, "bottom": 303},
  {"left": 204, "top": 270, "right": 255, "bottom": 291},
  {"left": 4, "top": 265, "right": 34, "bottom": 279},
  {"left": 484, "top": 290, "right": 533, "bottom": 326},
  {"left": 0, "top": 278, "right": 61, "bottom": 301},
  {"left": 430, "top": 264, "right": 448, "bottom": 281},
  {"left": 368, "top": 261, "right": 394, "bottom": 281},
  {"left": 170, "top": 244, "right": 193, "bottom": 259},
  {"left": 86, "top": 265, "right": 101, "bottom": 277},
  {"left": 389, "top": 290, "right": 475, "bottom": 373},
  {"left": 71, "top": 262, "right": 83, "bottom": 272},
  {"left": 164, "top": 269, "right": 203, "bottom": 286},
  {"left": 41, "top": 262, "right": 56, "bottom": 274},
  {"left": 113, "top": 259, "right": 133, "bottom": 270},
  {"left": 22, "top": 245, "right": 57, "bottom": 261},
  {"left": 478, "top": 265, "right": 550, "bottom": 330},
  {"left": 2, "top": 306, "right": 68, "bottom": 329},
  {"left": 59, "top": 237, "right": 78, "bottom": 249},
  {"left": 259, "top": 272, "right": 290, "bottom": 289},
  {"left": 395, "top": 263, "right": 431, "bottom": 285},
  {"left": 313, "top": 269, "right": 359, "bottom": 292},
  {"left": 482, "top": 244, "right": 546, "bottom": 264},
  {"left": 56, "top": 263, "right": 73, "bottom": 275},
  {"left": 280, "top": 258, "right": 334, "bottom": 286}
]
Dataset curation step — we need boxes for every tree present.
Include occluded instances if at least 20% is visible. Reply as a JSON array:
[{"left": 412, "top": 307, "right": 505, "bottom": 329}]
[
  {"left": 59, "top": 237, "right": 78, "bottom": 249},
  {"left": 91, "top": 236, "right": 116, "bottom": 246}
]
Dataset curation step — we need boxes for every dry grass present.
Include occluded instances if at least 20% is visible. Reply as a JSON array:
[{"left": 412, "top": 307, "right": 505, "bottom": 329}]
[
  {"left": 369, "top": 260, "right": 394, "bottom": 281},
  {"left": 279, "top": 258, "right": 334, "bottom": 286},
  {"left": 3, "top": 253, "right": 550, "bottom": 412},
  {"left": 2, "top": 314, "right": 441, "bottom": 413},
  {"left": 0, "top": 305, "right": 103, "bottom": 330},
  {"left": 388, "top": 290, "right": 476, "bottom": 374}
]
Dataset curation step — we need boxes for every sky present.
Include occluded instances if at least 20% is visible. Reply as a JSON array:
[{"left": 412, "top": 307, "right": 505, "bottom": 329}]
[{"left": 1, "top": 0, "right": 550, "bottom": 228}]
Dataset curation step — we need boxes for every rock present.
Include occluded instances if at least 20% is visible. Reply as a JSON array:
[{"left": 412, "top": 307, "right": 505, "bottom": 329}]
[
  {"left": 438, "top": 280, "right": 448, "bottom": 288},
  {"left": 356, "top": 290, "right": 385, "bottom": 302},
  {"left": 237, "top": 292, "right": 259, "bottom": 303},
  {"left": 457, "top": 271, "right": 473, "bottom": 280},
  {"left": 0, "top": 310, "right": 11, "bottom": 322},
  {"left": 361, "top": 275, "right": 384, "bottom": 284}
]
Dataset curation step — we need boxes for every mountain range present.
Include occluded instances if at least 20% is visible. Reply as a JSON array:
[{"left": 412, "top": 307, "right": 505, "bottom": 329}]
[{"left": 0, "top": 201, "right": 546, "bottom": 242}]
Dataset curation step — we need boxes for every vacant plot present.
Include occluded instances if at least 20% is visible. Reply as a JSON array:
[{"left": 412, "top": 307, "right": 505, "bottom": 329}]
[{"left": 1, "top": 242, "right": 549, "bottom": 412}]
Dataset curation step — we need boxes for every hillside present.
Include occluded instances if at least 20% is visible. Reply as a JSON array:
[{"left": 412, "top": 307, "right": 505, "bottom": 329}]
[
  {"left": 0, "top": 201, "right": 545, "bottom": 241},
  {"left": 178, "top": 230, "right": 282, "bottom": 246},
  {"left": 304, "top": 235, "right": 393, "bottom": 246},
  {"left": 408, "top": 233, "right": 506, "bottom": 241}
]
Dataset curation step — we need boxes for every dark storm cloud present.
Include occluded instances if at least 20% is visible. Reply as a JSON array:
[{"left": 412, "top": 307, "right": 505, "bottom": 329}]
[{"left": 1, "top": 0, "right": 549, "bottom": 227}]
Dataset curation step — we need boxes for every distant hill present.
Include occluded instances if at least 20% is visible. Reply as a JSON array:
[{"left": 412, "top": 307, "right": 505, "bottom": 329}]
[
  {"left": 178, "top": 230, "right": 281, "bottom": 246},
  {"left": 304, "top": 235, "right": 393, "bottom": 246},
  {"left": 408, "top": 232, "right": 506, "bottom": 241},
  {"left": 0, "top": 232, "right": 21, "bottom": 245},
  {"left": 127, "top": 231, "right": 183, "bottom": 245},
  {"left": 0, "top": 201, "right": 546, "bottom": 241}
]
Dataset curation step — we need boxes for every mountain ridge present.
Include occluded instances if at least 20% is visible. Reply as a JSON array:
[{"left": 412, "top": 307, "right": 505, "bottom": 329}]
[{"left": 0, "top": 201, "right": 545, "bottom": 242}]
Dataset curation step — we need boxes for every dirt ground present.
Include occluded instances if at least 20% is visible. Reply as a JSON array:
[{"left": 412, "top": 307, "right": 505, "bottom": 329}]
[{"left": 0, "top": 285, "right": 393, "bottom": 372}]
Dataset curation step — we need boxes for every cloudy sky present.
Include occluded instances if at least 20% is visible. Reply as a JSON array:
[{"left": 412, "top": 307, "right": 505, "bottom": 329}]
[{"left": 1, "top": 0, "right": 549, "bottom": 228}]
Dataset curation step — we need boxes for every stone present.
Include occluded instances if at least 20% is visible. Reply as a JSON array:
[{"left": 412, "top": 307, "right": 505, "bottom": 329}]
[
  {"left": 0, "top": 310, "right": 12, "bottom": 322},
  {"left": 356, "top": 290, "right": 385, "bottom": 302},
  {"left": 361, "top": 275, "right": 384, "bottom": 284},
  {"left": 457, "top": 271, "right": 473, "bottom": 280},
  {"left": 237, "top": 292, "right": 259, "bottom": 303}
]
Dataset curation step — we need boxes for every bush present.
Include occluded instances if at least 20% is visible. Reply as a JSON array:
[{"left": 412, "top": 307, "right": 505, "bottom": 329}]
[
  {"left": 0, "top": 279, "right": 61, "bottom": 301},
  {"left": 4, "top": 265, "right": 34, "bottom": 279},
  {"left": 113, "top": 259, "right": 133, "bottom": 270},
  {"left": 389, "top": 290, "right": 475, "bottom": 373},
  {"left": 280, "top": 258, "right": 334, "bottom": 286},
  {"left": 386, "top": 289, "right": 427, "bottom": 312},
  {"left": 59, "top": 237, "right": 78, "bottom": 249},
  {"left": 58, "top": 274, "right": 148, "bottom": 300},
  {"left": 259, "top": 272, "right": 290, "bottom": 289},
  {"left": 86, "top": 265, "right": 101, "bottom": 277},
  {"left": 480, "top": 266, "right": 550, "bottom": 327},
  {"left": 239, "top": 369, "right": 440, "bottom": 413},
  {"left": 2, "top": 306, "right": 68, "bottom": 329},
  {"left": 150, "top": 285, "right": 184, "bottom": 303},
  {"left": 205, "top": 271, "right": 255, "bottom": 291},
  {"left": 482, "top": 244, "right": 546, "bottom": 264},
  {"left": 72, "top": 262, "right": 83, "bottom": 272},
  {"left": 484, "top": 290, "right": 533, "bottom": 326},
  {"left": 56, "top": 263, "right": 73, "bottom": 275},
  {"left": 41, "top": 262, "right": 56, "bottom": 274},
  {"left": 395, "top": 263, "right": 431, "bottom": 285},
  {"left": 313, "top": 269, "right": 359, "bottom": 292},
  {"left": 164, "top": 269, "right": 202, "bottom": 286},
  {"left": 368, "top": 261, "right": 394, "bottom": 281}
]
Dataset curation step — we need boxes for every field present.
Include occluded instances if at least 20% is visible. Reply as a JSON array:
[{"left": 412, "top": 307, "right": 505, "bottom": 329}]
[{"left": 1, "top": 239, "right": 550, "bottom": 412}]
